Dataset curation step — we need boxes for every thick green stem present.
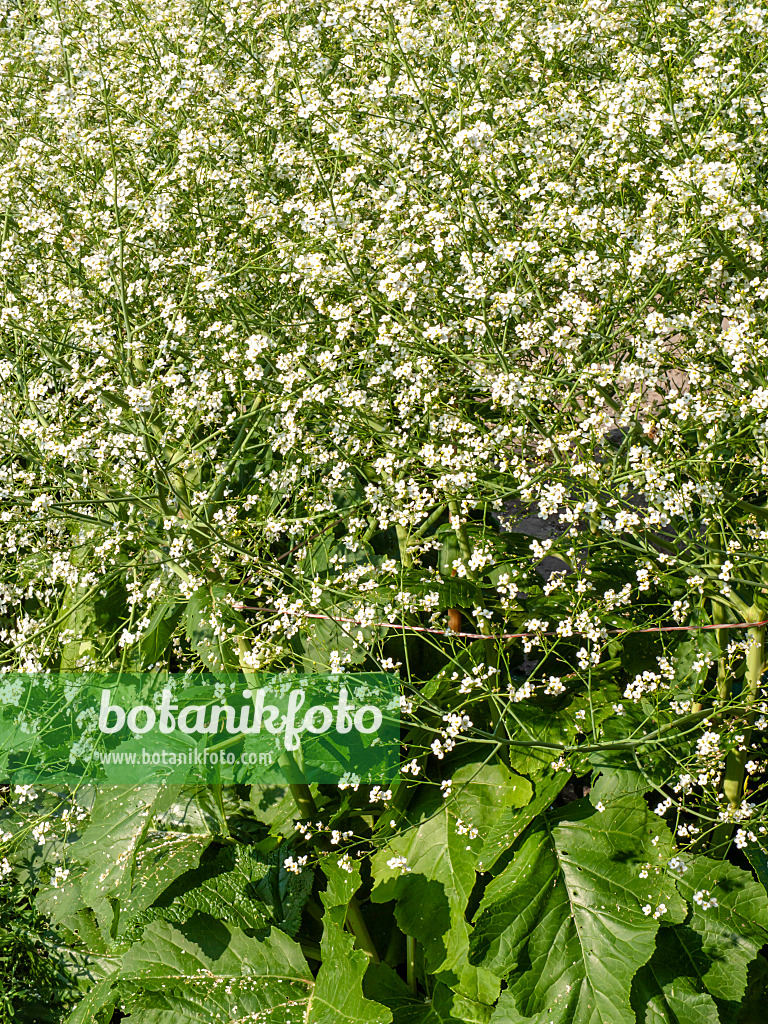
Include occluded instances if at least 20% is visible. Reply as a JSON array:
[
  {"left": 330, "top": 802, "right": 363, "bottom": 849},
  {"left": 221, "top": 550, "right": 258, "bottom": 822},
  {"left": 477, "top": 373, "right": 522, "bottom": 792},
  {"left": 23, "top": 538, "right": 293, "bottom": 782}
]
[
  {"left": 396, "top": 522, "right": 413, "bottom": 568},
  {"left": 406, "top": 935, "right": 417, "bottom": 995},
  {"left": 345, "top": 898, "right": 381, "bottom": 963},
  {"left": 712, "top": 600, "right": 730, "bottom": 697}
]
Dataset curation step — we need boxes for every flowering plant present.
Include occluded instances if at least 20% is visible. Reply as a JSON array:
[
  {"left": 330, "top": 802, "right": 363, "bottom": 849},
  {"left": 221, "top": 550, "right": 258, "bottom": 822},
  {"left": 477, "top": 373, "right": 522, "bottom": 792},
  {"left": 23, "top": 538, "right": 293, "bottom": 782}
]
[{"left": 2, "top": 0, "right": 768, "bottom": 1020}]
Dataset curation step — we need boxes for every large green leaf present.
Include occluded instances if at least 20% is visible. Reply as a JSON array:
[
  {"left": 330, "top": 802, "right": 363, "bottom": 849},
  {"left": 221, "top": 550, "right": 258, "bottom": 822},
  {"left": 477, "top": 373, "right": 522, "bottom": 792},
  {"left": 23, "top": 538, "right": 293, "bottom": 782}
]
[
  {"left": 113, "top": 911, "right": 392, "bottom": 1024},
  {"left": 477, "top": 768, "right": 564, "bottom": 873},
  {"left": 70, "top": 785, "right": 169, "bottom": 903},
  {"left": 671, "top": 855, "right": 768, "bottom": 1005},
  {"left": 312, "top": 913, "right": 392, "bottom": 1024},
  {"left": 470, "top": 790, "right": 686, "bottom": 1024},
  {"left": 40, "top": 784, "right": 214, "bottom": 947},
  {"left": 630, "top": 853, "right": 768, "bottom": 1024},
  {"left": 118, "top": 918, "right": 314, "bottom": 1022},
  {"left": 134, "top": 841, "right": 313, "bottom": 939},
  {"left": 117, "top": 827, "right": 215, "bottom": 928},
  {"left": 371, "top": 760, "right": 526, "bottom": 973},
  {"left": 630, "top": 926, "right": 721, "bottom": 1024},
  {"left": 312, "top": 857, "right": 392, "bottom": 1024}
]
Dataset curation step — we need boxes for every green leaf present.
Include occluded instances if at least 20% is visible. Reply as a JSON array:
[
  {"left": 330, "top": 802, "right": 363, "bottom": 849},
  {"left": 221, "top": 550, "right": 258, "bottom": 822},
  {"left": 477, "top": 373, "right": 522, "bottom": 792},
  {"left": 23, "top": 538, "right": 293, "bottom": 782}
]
[
  {"left": 470, "top": 791, "right": 686, "bottom": 1024},
  {"left": 477, "top": 769, "right": 562, "bottom": 874},
  {"left": 370, "top": 770, "right": 489, "bottom": 970},
  {"left": 63, "top": 974, "right": 119, "bottom": 1024},
  {"left": 138, "top": 842, "right": 313, "bottom": 940},
  {"left": 118, "top": 828, "right": 214, "bottom": 928},
  {"left": 118, "top": 917, "right": 314, "bottom": 1022},
  {"left": 311, "top": 915, "right": 392, "bottom": 1024},
  {"left": 431, "top": 964, "right": 500, "bottom": 1024},
  {"left": 320, "top": 855, "right": 363, "bottom": 917},
  {"left": 139, "top": 599, "right": 184, "bottom": 668},
  {"left": 71, "top": 785, "right": 170, "bottom": 909},
  {"left": 185, "top": 584, "right": 246, "bottom": 679},
  {"left": 630, "top": 927, "right": 721, "bottom": 1024},
  {"left": 116, "top": 913, "right": 392, "bottom": 1024},
  {"left": 672, "top": 855, "right": 768, "bottom": 1005},
  {"left": 315, "top": 857, "right": 393, "bottom": 1023}
]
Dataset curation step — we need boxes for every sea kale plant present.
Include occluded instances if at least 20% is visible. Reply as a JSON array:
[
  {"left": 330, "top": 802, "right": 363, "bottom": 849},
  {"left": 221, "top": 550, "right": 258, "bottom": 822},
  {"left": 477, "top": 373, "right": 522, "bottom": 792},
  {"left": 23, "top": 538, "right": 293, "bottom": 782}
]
[{"left": 2, "top": 0, "right": 768, "bottom": 1020}]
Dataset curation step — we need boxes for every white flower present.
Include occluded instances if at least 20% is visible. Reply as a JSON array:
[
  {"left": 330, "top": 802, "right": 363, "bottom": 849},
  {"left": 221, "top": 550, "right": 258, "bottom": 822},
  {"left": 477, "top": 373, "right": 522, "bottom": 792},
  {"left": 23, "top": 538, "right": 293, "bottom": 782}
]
[
  {"left": 387, "top": 855, "right": 411, "bottom": 874},
  {"left": 693, "top": 889, "right": 718, "bottom": 910},
  {"left": 283, "top": 855, "right": 308, "bottom": 875},
  {"left": 32, "top": 820, "right": 52, "bottom": 846},
  {"left": 52, "top": 866, "right": 70, "bottom": 887},
  {"left": 338, "top": 773, "right": 360, "bottom": 791}
]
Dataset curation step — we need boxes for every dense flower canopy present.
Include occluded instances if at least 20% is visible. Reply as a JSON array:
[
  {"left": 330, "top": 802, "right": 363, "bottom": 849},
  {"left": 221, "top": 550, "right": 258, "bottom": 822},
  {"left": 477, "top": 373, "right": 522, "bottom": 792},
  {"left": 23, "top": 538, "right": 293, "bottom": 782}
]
[{"left": 2, "top": 1, "right": 768, "bottom": 1020}]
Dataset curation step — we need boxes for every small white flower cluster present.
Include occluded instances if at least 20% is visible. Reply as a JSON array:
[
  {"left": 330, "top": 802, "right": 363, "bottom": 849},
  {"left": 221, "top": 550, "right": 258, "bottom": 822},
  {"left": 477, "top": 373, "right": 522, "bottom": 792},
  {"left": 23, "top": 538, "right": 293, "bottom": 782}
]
[
  {"left": 32, "top": 820, "right": 53, "bottom": 846},
  {"left": 457, "top": 664, "right": 500, "bottom": 695},
  {"left": 667, "top": 857, "right": 688, "bottom": 874},
  {"left": 51, "top": 866, "right": 70, "bottom": 888},
  {"left": 336, "top": 853, "right": 354, "bottom": 873},
  {"left": 386, "top": 856, "right": 411, "bottom": 874},
  {"left": 13, "top": 784, "right": 37, "bottom": 805},
  {"left": 431, "top": 714, "right": 472, "bottom": 759},
  {"left": 338, "top": 773, "right": 361, "bottom": 791},
  {"left": 455, "top": 818, "right": 479, "bottom": 839},
  {"left": 283, "top": 855, "right": 308, "bottom": 875},
  {"left": 734, "top": 828, "right": 762, "bottom": 849},
  {"left": 693, "top": 889, "right": 718, "bottom": 910}
]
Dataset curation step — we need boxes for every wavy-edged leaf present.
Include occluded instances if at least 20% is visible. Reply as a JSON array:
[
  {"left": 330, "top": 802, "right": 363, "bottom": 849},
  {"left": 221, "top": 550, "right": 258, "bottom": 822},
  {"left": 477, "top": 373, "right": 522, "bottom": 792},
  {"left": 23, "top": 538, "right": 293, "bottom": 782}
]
[
  {"left": 471, "top": 791, "right": 686, "bottom": 1024},
  {"left": 119, "top": 828, "right": 214, "bottom": 927},
  {"left": 672, "top": 855, "right": 768, "bottom": 1005},
  {"left": 139, "top": 599, "right": 184, "bottom": 668},
  {"left": 118, "top": 913, "right": 391, "bottom": 1024},
  {"left": 371, "top": 761, "right": 522, "bottom": 973},
  {"left": 630, "top": 926, "right": 721, "bottom": 1024},
  {"left": 118, "top": 918, "right": 313, "bottom": 1022},
  {"left": 140, "top": 842, "right": 313, "bottom": 939}
]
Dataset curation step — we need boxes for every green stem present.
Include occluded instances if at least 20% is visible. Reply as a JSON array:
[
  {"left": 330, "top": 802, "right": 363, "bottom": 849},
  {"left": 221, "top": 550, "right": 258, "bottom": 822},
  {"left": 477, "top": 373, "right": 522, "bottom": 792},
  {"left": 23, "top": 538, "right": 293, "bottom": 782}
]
[
  {"left": 406, "top": 935, "right": 417, "bottom": 995},
  {"left": 396, "top": 522, "right": 413, "bottom": 568}
]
